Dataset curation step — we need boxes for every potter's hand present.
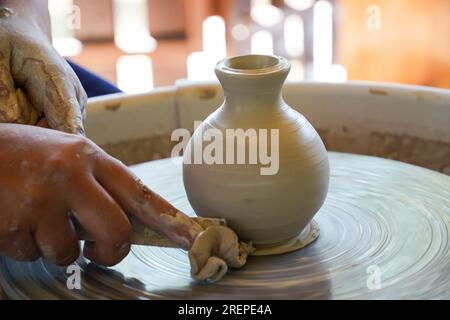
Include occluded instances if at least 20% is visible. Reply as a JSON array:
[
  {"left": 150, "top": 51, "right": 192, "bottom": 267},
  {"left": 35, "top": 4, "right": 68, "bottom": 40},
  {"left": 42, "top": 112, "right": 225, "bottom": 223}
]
[
  {"left": 0, "top": 124, "right": 223, "bottom": 267},
  {"left": 189, "top": 226, "right": 254, "bottom": 283},
  {"left": 0, "top": 3, "right": 87, "bottom": 134},
  {"left": 0, "top": 124, "right": 135, "bottom": 265}
]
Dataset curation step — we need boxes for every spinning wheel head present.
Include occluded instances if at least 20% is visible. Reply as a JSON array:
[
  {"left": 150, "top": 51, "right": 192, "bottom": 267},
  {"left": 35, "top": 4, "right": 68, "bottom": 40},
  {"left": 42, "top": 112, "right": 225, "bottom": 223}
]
[{"left": 1, "top": 152, "right": 449, "bottom": 299}]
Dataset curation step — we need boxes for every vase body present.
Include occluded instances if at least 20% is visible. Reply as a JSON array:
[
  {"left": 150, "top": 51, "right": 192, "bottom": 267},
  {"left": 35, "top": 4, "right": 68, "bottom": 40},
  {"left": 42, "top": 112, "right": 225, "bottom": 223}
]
[{"left": 183, "top": 55, "right": 329, "bottom": 246}]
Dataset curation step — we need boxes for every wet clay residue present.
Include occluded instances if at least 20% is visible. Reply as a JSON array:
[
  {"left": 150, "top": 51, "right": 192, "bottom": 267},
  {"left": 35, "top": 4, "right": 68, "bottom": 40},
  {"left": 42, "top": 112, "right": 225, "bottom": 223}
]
[
  {"left": 0, "top": 81, "right": 9, "bottom": 98},
  {"left": 413, "top": 90, "right": 442, "bottom": 102},
  {"left": 100, "top": 135, "right": 176, "bottom": 166},
  {"left": 368, "top": 88, "right": 389, "bottom": 96},
  {"left": 134, "top": 177, "right": 152, "bottom": 198},
  {"left": 196, "top": 87, "right": 217, "bottom": 100},
  {"left": 318, "top": 128, "right": 450, "bottom": 175},
  {"left": 0, "top": 7, "right": 14, "bottom": 19},
  {"left": 369, "top": 132, "right": 450, "bottom": 172},
  {"left": 0, "top": 62, "right": 10, "bottom": 99},
  {"left": 104, "top": 103, "right": 122, "bottom": 112}
]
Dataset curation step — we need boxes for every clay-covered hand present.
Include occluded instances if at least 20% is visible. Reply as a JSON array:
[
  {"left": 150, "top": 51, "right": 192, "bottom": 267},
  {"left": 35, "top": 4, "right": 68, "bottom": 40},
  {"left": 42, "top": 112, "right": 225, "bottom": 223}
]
[
  {"left": 188, "top": 226, "right": 255, "bottom": 283},
  {"left": 0, "top": 124, "right": 137, "bottom": 265},
  {"left": 0, "top": 5, "right": 87, "bottom": 134}
]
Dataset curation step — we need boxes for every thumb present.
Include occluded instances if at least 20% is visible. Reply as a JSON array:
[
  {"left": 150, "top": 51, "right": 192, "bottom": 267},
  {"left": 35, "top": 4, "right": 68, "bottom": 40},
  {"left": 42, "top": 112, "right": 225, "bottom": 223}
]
[{"left": 11, "top": 44, "right": 86, "bottom": 134}]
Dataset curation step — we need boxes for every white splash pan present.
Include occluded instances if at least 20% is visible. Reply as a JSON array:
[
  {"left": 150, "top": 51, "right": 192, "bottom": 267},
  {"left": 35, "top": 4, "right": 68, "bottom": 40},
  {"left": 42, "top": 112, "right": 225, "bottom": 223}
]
[{"left": 84, "top": 80, "right": 450, "bottom": 173}]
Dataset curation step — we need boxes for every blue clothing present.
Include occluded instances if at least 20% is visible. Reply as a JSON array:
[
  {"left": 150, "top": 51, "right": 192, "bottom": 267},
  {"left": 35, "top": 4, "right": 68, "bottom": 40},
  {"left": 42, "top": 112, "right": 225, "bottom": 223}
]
[{"left": 67, "top": 61, "right": 121, "bottom": 98}]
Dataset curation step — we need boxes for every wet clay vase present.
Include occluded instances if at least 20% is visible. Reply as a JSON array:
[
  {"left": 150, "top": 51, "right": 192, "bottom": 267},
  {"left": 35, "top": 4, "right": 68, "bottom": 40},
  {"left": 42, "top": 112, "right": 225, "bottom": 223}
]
[{"left": 183, "top": 55, "right": 329, "bottom": 250}]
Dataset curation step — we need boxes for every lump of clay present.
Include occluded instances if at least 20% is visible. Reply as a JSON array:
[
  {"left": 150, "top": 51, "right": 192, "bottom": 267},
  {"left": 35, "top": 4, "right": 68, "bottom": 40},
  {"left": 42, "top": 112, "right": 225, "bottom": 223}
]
[{"left": 188, "top": 226, "right": 255, "bottom": 283}]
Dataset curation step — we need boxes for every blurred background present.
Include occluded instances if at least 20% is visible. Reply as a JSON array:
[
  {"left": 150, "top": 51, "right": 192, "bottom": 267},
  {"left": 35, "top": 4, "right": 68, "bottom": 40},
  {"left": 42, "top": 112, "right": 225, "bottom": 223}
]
[{"left": 49, "top": 0, "right": 450, "bottom": 94}]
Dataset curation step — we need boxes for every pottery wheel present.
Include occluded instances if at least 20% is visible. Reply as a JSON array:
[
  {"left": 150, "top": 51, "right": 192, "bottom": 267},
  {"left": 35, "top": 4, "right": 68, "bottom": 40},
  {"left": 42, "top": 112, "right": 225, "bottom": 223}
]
[{"left": 0, "top": 152, "right": 449, "bottom": 299}]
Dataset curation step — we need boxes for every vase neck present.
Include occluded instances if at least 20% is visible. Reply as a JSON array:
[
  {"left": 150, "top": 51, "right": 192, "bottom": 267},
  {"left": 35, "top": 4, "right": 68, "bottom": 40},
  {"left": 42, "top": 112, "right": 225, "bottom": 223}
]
[
  {"left": 223, "top": 91, "right": 284, "bottom": 111},
  {"left": 215, "top": 55, "right": 290, "bottom": 110}
]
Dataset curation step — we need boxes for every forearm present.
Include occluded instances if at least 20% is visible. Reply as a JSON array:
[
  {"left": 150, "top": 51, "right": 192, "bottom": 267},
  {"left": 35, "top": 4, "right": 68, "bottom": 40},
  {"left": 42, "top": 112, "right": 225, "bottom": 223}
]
[{"left": 0, "top": 0, "right": 51, "bottom": 39}]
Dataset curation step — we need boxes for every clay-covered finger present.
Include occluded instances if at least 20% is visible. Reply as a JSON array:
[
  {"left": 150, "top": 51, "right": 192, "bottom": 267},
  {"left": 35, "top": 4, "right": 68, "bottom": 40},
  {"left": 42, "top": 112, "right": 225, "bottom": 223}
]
[
  {"left": 15, "top": 87, "right": 42, "bottom": 125},
  {"left": 34, "top": 213, "right": 80, "bottom": 266},
  {"left": 68, "top": 177, "right": 131, "bottom": 266},
  {"left": 10, "top": 46, "right": 85, "bottom": 134},
  {"left": 73, "top": 75, "right": 87, "bottom": 122},
  {"left": 94, "top": 156, "right": 178, "bottom": 218},
  {"left": 92, "top": 155, "right": 204, "bottom": 248},
  {"left": 0, "top": 55, "right": 22, "bottom": 123}
]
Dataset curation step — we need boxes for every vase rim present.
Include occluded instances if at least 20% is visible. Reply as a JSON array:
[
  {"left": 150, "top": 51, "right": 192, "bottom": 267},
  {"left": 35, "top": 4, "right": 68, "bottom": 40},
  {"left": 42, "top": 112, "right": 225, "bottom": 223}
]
[{"left": 215, "top": 54, "right": 290, "bottom": 77}]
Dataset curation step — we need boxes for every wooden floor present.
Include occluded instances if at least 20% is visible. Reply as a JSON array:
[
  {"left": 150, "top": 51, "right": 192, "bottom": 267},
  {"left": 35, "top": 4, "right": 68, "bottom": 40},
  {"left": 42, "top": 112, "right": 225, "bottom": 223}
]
[{"left": 70, "top": 39, "right": 195, "bottom": 88}]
